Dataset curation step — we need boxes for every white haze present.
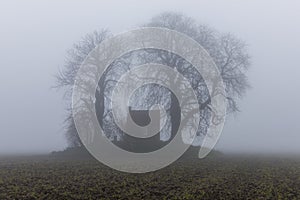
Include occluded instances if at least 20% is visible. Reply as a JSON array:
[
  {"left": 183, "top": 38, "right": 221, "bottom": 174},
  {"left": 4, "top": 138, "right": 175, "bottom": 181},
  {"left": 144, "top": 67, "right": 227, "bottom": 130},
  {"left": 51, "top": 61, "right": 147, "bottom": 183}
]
[{"left": 0, "top": 0, "right": 299, "bottom": 154}]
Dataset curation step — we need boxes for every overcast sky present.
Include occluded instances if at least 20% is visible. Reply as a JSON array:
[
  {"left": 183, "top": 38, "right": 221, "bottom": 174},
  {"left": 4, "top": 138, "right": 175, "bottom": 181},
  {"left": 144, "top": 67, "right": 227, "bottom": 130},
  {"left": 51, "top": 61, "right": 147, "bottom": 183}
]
[{"left": 0, "top": 0, "right": 299, "bottom": 154}]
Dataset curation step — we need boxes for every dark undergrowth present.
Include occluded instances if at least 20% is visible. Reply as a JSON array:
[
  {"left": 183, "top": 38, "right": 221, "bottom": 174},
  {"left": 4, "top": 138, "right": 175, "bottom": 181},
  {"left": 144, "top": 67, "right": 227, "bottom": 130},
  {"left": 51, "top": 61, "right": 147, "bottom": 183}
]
[{"left": 0, "top": 148, "right": 299, "bottom": 199}]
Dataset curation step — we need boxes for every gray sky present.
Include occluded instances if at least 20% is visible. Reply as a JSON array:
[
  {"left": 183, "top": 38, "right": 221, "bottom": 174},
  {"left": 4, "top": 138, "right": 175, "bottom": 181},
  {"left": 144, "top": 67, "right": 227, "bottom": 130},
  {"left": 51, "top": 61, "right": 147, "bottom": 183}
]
[{"left": 0, "top": 0, "right": 299, "bottom": 154}]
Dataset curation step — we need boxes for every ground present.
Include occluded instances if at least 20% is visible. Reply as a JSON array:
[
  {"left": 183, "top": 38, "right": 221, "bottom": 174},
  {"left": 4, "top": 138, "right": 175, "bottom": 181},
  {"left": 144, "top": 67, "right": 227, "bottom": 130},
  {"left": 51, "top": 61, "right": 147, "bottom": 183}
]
[{"left": 0, "top": 150, "right": 299, "bottom": 200}]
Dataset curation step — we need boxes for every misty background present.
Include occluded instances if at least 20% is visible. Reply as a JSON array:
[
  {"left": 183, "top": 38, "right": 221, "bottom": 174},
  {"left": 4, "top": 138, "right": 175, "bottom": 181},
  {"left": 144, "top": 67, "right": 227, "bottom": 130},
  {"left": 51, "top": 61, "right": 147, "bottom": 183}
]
[{"left": 0, "top": 0, "right": 299, "bottom": 154}]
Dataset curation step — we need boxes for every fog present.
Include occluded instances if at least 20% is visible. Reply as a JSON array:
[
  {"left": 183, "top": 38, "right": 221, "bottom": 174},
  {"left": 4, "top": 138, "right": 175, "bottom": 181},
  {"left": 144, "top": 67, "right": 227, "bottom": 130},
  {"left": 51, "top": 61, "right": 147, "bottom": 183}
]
[{"left": 0, "top": 0, "right": 299, "bottom": 154}]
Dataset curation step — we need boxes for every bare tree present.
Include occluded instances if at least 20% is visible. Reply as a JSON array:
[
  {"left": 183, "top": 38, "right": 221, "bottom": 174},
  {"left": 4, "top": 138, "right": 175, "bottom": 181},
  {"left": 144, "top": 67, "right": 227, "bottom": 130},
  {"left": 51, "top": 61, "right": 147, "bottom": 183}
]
[
  {"left": 55, "top": 30, "right": 111, "bottom": 147},
  {"left": 56, "top": 12, "right": 250, "bottom": 149}
]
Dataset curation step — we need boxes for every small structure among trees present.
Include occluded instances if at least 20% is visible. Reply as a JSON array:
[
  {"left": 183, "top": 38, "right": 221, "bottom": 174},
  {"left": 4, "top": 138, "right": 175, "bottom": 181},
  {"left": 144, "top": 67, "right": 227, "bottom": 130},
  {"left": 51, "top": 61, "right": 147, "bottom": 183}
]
[{"left": 113, "top": 107, "right": 162, "bottom": 153}]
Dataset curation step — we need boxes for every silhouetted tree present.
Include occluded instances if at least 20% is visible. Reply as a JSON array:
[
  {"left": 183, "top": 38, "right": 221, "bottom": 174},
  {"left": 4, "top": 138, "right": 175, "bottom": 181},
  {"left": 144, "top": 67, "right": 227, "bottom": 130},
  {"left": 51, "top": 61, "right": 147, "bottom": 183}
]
[{"left": 56, "top": 12, "right": 250, "bottom": 150}]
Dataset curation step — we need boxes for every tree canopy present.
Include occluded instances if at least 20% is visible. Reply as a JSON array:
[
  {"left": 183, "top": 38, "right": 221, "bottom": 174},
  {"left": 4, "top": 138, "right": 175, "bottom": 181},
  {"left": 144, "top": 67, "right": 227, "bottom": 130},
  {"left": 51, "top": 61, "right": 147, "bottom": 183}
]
[{"left": 56, "top": 12, "right": 250, "bottom": 150}]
